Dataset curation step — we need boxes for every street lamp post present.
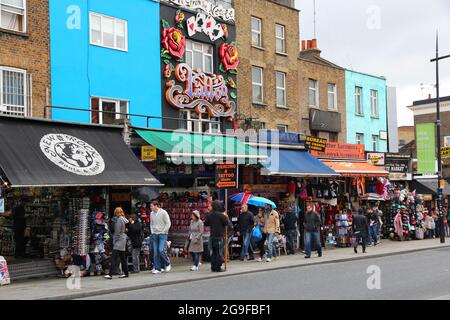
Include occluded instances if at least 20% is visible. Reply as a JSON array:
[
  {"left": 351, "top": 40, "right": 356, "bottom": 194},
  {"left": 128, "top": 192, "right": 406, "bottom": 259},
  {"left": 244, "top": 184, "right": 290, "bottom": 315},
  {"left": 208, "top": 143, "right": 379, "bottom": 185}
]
[{"left": 430, "top": 32, "right": 450, "bottom": 244}]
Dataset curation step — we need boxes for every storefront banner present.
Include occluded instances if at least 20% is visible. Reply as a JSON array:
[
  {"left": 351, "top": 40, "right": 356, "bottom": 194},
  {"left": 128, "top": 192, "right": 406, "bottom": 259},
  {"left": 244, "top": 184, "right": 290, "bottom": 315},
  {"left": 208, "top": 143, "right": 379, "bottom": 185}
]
[
  {"left": 311, "top": 142, "right": 365, "bottom": 160},
  {"left": 384, "top": 153, "right": 411, "bottom": 180},
  {"left": 305, "top": 136, "right": 327, "bottom": 152},
  {"left": 141, "top": 146, "right": 157, "bottom": 161},
  {"left": 367, "top": 153, "right": 385, "bottom": 166},
  {"left": 416, "top": 123, "right": 436, "bottom": 175}
]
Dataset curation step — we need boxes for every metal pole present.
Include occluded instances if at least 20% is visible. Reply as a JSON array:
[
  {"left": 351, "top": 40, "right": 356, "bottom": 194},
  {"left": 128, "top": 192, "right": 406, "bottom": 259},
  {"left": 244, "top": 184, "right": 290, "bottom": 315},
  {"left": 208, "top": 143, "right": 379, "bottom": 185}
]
[
  {"left": 435, "top": 32, "right": 445, "bottom": 244},
  {"left": 224, "top": 188, "right": 228, "bottom": 271}
]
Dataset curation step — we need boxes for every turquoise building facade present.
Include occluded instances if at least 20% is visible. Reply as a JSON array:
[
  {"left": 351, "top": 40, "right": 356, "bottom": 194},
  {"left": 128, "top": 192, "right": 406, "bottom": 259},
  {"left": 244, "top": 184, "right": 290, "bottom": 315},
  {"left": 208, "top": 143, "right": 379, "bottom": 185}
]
[{"left": 345, "top": 70, "right": 388, "bottom": 152}]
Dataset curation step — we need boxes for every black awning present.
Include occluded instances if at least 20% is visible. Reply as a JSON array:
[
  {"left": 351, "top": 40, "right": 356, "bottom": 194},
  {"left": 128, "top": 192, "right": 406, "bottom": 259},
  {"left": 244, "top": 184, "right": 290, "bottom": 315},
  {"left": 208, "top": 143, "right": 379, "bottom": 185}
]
[
  {"left": 411, "top": 179, "right": 450, "bottom": 196},
  {"left": 0, "top": 116, "right": 162, "bottom": 187}
]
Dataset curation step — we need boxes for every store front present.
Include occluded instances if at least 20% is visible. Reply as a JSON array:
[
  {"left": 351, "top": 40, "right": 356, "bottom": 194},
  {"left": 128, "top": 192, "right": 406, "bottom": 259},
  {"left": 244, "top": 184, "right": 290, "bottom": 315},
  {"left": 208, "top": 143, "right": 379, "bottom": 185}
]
[
  {"left": 130, "top": 128, "right": 265, "bottom": 255},
  {"left": 0, "top": 115, "right": 161, "bottom": 280}
]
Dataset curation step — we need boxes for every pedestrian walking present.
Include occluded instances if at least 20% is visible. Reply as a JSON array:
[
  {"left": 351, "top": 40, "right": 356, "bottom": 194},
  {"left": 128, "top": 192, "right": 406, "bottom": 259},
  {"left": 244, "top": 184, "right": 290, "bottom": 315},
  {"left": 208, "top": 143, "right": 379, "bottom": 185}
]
[
  {"left": 238, "top": 204, "right": 255, "bottom": 261},
  {"left": 105, "top": 207, "right": 129, "bottom": 279},
  {"left": 204, "top": 201, "right": 229, "bottom": 272},
  {"left": 352, "top": 209, "right": 369, "bottom": 254},
  {"left": 368, "top": 208, "right": 380, "bottom": 246},
  {"left": 263, "top": 204, "right": 280, "bottom": 262},
  {"left": 254, "top": 208, "right": 267, "bottom": 262},
  {"left": 142, "top": 234, "right": 152, "bottom": 270},
  {"left": 127, "top": 215, "right": 143, "bottom": 273},
  {"left": 150, "top": 201, "right": 172, "bottom": 274},
  {"left": 282, "top": 209, "right": 297, "bottom": 255},
  {"left": 304, "top": 204, "right": 322, "bottom": 259},
  {"left": 188, "top": 210, "right": 204, "bottom": 271},
  {"left": 424, "top": 211, "right": 435, "bottom": 238}
]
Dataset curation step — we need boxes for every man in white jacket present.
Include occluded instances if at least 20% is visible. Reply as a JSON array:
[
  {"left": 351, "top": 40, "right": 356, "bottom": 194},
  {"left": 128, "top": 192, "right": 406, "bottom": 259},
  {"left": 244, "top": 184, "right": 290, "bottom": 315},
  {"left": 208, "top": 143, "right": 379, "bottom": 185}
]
[{"left": 150, "top": 201, "right": 172, "bottom": 274}]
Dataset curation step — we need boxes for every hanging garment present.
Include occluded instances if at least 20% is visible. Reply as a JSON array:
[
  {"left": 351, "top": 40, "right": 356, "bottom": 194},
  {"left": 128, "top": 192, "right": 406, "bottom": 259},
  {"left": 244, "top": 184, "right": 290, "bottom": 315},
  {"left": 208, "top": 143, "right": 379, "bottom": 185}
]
[{"left": 394, "top": 213, "right": 403, "bottom": 238}]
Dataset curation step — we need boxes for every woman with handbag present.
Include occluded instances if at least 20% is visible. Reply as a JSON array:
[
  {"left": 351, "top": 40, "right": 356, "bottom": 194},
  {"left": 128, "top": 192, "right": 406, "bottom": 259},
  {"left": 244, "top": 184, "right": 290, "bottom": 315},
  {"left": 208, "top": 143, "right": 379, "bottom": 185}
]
[
  {"left": 188, "top": 211, "right": 204, "bottom": 271},
  {"left": 105, "top": 208, "right": 129, "bottom": 279}
]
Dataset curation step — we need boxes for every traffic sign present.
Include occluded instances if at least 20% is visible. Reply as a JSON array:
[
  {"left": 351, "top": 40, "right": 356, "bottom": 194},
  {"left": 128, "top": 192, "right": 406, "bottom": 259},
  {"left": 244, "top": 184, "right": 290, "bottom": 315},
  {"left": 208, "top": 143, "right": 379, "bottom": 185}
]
[{"left": 442, "top": 147, "right": 450, "bottom": 159}]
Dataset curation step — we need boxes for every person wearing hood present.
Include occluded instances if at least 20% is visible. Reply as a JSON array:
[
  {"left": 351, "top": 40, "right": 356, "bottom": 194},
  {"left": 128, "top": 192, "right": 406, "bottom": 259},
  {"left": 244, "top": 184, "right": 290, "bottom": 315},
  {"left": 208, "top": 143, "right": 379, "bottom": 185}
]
[
  {"left": 204, "top": 200, "right": 229, "bottom": 272},
  {"left": 105, "top": 207, "right": 129, "bottom": 279}
]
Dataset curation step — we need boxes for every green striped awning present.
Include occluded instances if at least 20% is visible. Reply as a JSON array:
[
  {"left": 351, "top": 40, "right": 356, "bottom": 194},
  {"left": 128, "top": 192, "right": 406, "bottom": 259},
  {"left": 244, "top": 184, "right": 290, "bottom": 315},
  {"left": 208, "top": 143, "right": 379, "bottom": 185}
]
[{"left": 134, "top": 129, "right": 266, "bottom": 164}]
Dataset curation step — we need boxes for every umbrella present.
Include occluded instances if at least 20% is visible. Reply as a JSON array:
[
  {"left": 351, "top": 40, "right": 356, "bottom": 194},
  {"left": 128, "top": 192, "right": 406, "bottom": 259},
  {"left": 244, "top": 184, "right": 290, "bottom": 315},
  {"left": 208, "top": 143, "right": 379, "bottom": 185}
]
[
  {"left": 230, "top": 192, "right": 254, "bottom": 204},
  {"left": 247, "top": 196, "right": 277, "bottom": 209}
]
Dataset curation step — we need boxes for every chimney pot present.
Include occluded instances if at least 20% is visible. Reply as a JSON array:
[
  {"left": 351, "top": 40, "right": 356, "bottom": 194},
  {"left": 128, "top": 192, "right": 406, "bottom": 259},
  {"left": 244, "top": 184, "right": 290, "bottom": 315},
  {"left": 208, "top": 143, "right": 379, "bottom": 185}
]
[
  {"left": 307, "top": 40, "right": 312, "bottom": 49},
  {"left": 428, "top": 94, "right": 432, "bottom": 99},
  {"left": 311, "top": 39, "right": 318, "bottom": 49},
  {"left": 301, "top": 40, "right": 306, "bottom": 51}
]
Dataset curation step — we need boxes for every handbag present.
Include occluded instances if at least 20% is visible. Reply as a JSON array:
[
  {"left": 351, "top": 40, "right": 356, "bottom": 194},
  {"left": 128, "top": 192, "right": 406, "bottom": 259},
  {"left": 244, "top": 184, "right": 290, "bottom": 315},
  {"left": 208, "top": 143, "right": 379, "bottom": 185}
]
[
  {"left": 251, "top": 225, "right": 263, "bottom": 241},
  {"left": 184, "top": 236, "right": 191, "bottom": 251}
]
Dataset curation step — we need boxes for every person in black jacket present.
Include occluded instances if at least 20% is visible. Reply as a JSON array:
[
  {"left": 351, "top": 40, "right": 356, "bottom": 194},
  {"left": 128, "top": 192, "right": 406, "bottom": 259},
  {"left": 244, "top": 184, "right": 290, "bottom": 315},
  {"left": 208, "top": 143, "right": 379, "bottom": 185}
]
[
  {"left": 237, "top": 204, "right": 255, "bottom": 261},
  {"left": 282, "top": 210, "right": 297, "bottom": 255},
  {"left": 127, "top": 215, "right": 143, "bottom": 273},
  {"left": 204, "top": 201, "right": 229, "bottom": 272},
  {"left": 352, "top": 209, "right": 369, "bottom": 254},
  {"left": 304, "top": 204, "right": 322, "bottom": 259}
]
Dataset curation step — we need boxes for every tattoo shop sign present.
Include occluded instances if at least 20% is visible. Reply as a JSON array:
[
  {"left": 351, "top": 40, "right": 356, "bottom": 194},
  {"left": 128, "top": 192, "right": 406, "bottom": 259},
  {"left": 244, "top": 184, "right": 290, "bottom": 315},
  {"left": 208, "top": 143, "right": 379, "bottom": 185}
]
[{"left": 160, "top": 0, "right": 235, "bottom": 22}]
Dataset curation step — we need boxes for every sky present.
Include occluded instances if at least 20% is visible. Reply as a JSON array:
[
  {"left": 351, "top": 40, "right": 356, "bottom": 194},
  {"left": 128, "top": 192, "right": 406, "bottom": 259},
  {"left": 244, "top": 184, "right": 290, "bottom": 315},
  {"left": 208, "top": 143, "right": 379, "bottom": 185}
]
[{"left": 295, "top": 0, "right": 450, "bottom": 126}]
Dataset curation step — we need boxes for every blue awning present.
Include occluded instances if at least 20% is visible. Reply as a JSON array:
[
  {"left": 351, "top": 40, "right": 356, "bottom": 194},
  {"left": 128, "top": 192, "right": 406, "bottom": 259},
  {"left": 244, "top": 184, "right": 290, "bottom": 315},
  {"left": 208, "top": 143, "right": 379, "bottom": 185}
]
[{"left": 260, "top": 148, "right": 339, "bottom": 177}]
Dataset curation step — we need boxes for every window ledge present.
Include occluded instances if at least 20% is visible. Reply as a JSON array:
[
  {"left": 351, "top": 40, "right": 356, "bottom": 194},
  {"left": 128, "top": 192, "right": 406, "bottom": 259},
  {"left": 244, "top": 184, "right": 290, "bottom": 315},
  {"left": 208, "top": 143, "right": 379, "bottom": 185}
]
[
  {"left": 253, "top": 102, "right": 268, "bottom": 107},
  {"left": 252, "top": 45, "right": 266, "bottom": 51},
  {"left": 355, "top": 113, "right": 365, "bottom": 117},
  {"left": 276, "top": 52, "right": 288, "bottom": 57},
  {"left": 371, "top": 115, "right": 380, "bottom": 119},
  {"left": 0, "top": 28, "right": 29, "bottom": 38},
  {"left": 327, "top": 109, "right": 340, "bottom": 113},
  {"left": 276, "top": 105, "right": 290, "bottom": 110},
  {"left": 309, "top": 105, "right": 320, "bottom": 109}
]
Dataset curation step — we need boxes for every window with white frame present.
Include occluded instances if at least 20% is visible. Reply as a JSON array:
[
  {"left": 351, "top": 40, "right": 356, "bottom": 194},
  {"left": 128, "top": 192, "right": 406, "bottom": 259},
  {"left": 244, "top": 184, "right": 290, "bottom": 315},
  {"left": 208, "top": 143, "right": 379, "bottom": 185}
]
[
  {"left": 328, "top": 83, "right": 337, "bottom": 111},
  {"left": 251, "top": 16, "right": 262, "bottom": 47},
  {"left": 90, "top": 12, "right": 128, "bottom": 51},
  {"left": 185, "top": 40, "right": 213, "bottom": 74},
  {"left": 370, "top": 89, "right": 378, "bottom": 117},
  {"left": 276, "top": 71, "right": 286, "bottom": 107},
  {"left": 445, "top": 136, "right": 450, "bottom": 147},
  {"left": 0, "top": 0, "right": 26, "bottom": 32},
  {"left": 252, "top": 66, "right": 263, "bottom": 104},
  {"left": 372, "top": 135, "right": 378, "bottom": 151},
  {"left": 180, "top": 110, "right": 220, "bottom": 133},
  {"left": 0, "top": 66, "right": 29, "bottom": 116},
  {"left": 275, "top": 24, "right": 286, "bottom": 54},
  {"left": 356, "top": 133, "right": 364, "bottom": 145},
  {"left": 309, "top": 79, "right": 319, "bottom": 107},
  {"left": 91, "top": 97, "right": 128, "bottom": 125},
  {"left": 355, "top": 86, "right": 363, "bottom": 115},
  {"left": 277, "top": 124, "right": 288, "bottom": 133}
]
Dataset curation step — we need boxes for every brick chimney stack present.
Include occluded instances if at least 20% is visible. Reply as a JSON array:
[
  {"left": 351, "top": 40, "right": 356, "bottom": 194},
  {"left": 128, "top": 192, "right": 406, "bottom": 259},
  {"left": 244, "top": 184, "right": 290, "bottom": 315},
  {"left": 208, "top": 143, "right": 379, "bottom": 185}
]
[{"left": 300, "top": 38, "right": 321, "bottom": 57}]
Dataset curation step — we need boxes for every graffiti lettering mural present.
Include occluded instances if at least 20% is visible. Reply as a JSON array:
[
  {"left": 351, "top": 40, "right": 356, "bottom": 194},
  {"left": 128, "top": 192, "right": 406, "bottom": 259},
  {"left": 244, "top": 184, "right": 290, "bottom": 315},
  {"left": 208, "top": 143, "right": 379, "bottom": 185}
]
[{"left": 165, "top": 63, "right": 236, "bottom": 117}]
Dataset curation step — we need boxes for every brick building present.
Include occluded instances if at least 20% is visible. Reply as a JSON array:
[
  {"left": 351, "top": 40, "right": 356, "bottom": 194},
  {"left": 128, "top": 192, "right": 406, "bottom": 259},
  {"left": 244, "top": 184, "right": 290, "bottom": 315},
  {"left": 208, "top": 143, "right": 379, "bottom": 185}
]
[
  {"left": 398, "top": 126, "right": 415, "bottom": 148},
  {"left": 0, "top": 0, "right": 50, "bottom": 118},
  {"left": 235, "top": 0, "right": 300, "bottom": 132},
  {"left": 298, "top": 40, "right": 346, "bottom": 142}
]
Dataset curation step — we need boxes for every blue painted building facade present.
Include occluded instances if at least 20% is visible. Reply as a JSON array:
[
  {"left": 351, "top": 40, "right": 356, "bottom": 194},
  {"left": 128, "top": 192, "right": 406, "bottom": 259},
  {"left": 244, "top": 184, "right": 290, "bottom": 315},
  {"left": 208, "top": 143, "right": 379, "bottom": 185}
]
[
  {"left": 49, "top": 0, "right": 162, "bottom": 128},
  {"left": 345, "top": 70, "right": 388, "bottom": 152}
]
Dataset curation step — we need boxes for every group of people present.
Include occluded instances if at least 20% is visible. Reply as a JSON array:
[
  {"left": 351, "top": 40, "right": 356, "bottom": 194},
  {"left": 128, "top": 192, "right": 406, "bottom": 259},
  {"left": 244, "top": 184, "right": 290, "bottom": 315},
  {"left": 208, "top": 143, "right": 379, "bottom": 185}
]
[{"left": 104, "top": 201, "right": 172, "bottom": 280}]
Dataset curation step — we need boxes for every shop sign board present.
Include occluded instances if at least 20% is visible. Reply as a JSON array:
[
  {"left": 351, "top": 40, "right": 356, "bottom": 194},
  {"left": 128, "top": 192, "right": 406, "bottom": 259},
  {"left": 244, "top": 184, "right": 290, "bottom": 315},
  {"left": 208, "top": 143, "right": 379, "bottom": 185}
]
[
  {"left": 384, "top": 153, "right": 411, "bottom": 180},
  {"left": 141, "top": 146, "right": 157, "bottom": 161},
  {"left": 367, "top": 153, "right": 385, "bottom": 166},
  {"left": 215, "top": 163, "right": 237, "bottom": 189},
  {"left": 311, "top": 142, "right": 365, "bottom": 160},
  {"left": 305, "top": 136, "right": 327, "bottom": 152},
  {"left": 416, "top": 123, "right": 436, "bottom": 175},
  {"left": 441, "top": 147, "right": 450, "bottom": 159},
  {"left": 160, "top": 0, "right": 236, "bottom": 22}
]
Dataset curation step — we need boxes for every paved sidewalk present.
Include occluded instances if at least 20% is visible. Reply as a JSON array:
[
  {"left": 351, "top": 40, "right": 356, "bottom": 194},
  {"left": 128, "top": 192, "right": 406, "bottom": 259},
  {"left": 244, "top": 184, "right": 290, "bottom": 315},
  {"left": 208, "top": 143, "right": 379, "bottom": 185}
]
[{"left": 1, "top": 238, "right": 449, "bottom": 300}]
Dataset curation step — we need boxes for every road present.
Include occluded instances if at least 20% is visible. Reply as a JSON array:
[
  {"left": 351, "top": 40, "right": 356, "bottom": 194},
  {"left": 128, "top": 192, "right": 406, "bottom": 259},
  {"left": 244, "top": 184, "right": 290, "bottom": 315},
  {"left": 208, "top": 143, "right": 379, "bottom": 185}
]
[{"left": 79, "top": 247, "right": 450, "bottom": 300}]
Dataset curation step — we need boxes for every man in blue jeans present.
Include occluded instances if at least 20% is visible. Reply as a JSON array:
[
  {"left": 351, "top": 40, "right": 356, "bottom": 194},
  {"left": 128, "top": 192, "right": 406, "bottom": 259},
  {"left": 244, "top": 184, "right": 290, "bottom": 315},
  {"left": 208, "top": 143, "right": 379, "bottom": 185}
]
[
  {"left": 368, "top": 208, "right": 380, "bottom": 246},
  {"left": 150, "top": 201, "right": 172, "bottom": 274},
  {"left": 303, "top": 204, "right": 322, "bottom": 259},
  {"left": 238, "top": 205, "right": 255, "bottom": 261}
]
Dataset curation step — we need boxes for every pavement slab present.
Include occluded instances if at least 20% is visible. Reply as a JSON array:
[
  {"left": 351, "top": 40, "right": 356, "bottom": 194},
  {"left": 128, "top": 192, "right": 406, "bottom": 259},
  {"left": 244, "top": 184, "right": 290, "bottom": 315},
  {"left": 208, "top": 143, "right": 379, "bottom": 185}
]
[{"left": 0, "top": 238, "right": 449, "bottom": 300}]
